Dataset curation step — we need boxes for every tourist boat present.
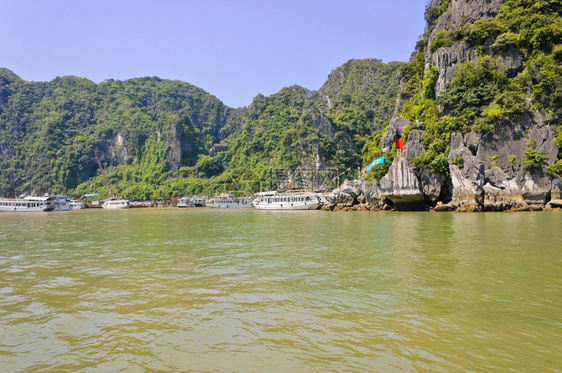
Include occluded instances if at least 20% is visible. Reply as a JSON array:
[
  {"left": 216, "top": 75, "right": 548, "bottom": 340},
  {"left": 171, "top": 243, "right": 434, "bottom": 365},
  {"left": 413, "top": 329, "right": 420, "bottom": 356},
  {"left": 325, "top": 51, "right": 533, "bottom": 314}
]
[
  {"left": 101, "top": 196, "right": 130, "bottom": 209},
  {"left": 177, "top": 197, "right": 196, "bottom": 208},
  {"left": 207, "top": 194, "right": 254, "bottom": 208},
  {"left": 177, "top": 196, "right": 206, "bottom": 207},
  {"left": 193, "top": 197, "right": 207, "bottom": 207},
  {"left": 252, "top": 191, "right": 321, "bottom": 210},
  {"left": 0, "top": 196, "right": 57, "bottom": 212},
  {"left": 69, "top": 200, "right": 86, "bottom": 209},
  {"left": 52, "top": 196, "right": 71, "bottom": 211}
]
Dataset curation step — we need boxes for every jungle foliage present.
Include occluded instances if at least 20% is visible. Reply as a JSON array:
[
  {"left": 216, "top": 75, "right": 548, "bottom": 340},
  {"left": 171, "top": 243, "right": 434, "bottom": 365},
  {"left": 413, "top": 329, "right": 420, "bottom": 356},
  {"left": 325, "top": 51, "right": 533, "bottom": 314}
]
[
  {"left": 0, "top": 58, "right": 402, "bottom": 199},
  {"left": 0, "top": 72, "right": 232, "bottom": 199},
  {"left": 363, "top": 0, "right": 562, "bottom": 176}
]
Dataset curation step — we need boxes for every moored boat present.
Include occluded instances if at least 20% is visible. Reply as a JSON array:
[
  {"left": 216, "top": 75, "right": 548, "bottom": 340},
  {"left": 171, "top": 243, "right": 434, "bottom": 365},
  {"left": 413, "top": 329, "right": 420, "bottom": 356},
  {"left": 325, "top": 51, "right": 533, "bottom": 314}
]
[
  {"left": 193, "top": 197, "right": 207, "bottom": 207},
  {"left": 102, "top": 196, "right": 130, "bottom": 209},
  {"left": 69, "top": 200, "right": 86, "bottom": 209},
  {"left": 207, "top": 194, "right": 254, "bottom": 208},
  {"left": 52, "top": 196, "right": 71, "bottom": 211},
  {"left": 177, "top": 197, "right": 196, "bottom": 208},
  {"left": 0, "top": 196, "right": 57, "bottom": 212},
  {"left": 252, "top": 191, "right": 321, "bottom": 210}
]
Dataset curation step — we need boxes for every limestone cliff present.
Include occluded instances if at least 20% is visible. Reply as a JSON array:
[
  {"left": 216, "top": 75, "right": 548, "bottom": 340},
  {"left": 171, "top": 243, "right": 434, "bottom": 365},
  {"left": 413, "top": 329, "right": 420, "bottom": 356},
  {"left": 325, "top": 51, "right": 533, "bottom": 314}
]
[{"left": 348, "top": 0, "right": 562, "bottom": 212}]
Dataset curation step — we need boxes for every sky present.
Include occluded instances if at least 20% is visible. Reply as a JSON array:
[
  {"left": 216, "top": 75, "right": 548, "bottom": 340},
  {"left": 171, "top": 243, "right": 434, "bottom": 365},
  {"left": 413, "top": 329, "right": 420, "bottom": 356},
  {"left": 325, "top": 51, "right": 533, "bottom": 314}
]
[{"left": 0, "top": 0, "right": 427, "bottom": 108}]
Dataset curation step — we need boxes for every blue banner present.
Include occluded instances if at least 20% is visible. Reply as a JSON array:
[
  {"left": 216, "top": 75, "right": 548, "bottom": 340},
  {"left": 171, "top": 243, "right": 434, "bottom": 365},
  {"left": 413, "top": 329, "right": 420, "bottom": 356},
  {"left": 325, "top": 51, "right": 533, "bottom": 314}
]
[{"left": 366, "top": 156, "right": 384, "bottom": 171}]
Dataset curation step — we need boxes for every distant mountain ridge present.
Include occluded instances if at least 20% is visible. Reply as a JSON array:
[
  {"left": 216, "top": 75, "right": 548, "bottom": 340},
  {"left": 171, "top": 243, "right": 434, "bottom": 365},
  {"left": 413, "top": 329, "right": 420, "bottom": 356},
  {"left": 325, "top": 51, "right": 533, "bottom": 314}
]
[{"left": 0, "top": 58, "right": 402, "bottom": 199}]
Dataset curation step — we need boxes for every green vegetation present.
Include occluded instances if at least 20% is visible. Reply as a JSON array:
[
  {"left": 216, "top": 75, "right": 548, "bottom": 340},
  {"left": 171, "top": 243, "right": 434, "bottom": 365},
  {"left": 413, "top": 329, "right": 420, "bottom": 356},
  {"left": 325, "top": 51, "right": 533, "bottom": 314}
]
[
  {"left": 424, "top": 0, "right": 451, "bottom": 25},
  {"left": 362, "top": 128, "right": 394, "bottom": 180},
  {"left": 523, "top": 139, "right": 549, "bottom": 168},
  {"left": 0, "top": 58, "right": 402, "bottom": 199},
  {"left": 3, "top": 1, "right": 561, "bottom": 198},
  {"left": 0, "top": 73, "right": 232, "bottom": 199},
  {"left": 487, "top": 154, "right": 499, "bottom": 169},
  {"left": 362, "top": 0, "right": 562, "bottom": 177},
  {"left": 453, "top": 153, "right": 464, "bottom": 169}
]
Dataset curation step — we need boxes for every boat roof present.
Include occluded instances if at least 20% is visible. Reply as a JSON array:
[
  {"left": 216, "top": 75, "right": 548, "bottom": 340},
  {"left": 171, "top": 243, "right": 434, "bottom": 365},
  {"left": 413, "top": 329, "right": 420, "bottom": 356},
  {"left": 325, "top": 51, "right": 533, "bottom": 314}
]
[
  {"left": 255, "top": 191, "right": 278, "bottom": 196},
  {"left": 24, "top": 196, "right": 55, "bottom": 201}
]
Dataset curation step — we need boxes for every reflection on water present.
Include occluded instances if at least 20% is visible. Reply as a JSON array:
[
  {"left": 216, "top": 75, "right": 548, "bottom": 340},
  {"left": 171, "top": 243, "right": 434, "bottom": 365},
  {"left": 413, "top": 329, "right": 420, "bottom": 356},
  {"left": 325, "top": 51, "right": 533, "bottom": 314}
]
[{"left": 1, "top": 209, "right": 561, "bottom": 372}]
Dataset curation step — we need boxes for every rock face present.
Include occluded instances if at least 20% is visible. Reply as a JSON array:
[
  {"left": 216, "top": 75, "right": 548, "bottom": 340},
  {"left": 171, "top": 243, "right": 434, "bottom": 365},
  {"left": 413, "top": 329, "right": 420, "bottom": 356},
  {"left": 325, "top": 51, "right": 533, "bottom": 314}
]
[
  {"left": 332, "top": 0, "right": 562, "bottom": 212},
  {"left": 162, "top": 122, "right": 188, "bottom": 171},
  {"left": 426, "top": 0, "right": 504, "bottom": 95},
  {"left": 97, "top": 133, "right": 131, "bottom": 166},
  {"left": 448, "top": 143, "right": 485, "bottom": 211},
  {"left": 329, "top": 111, "right": 560, "bottom": 212},
  {"left": 209, "top": 143, "right": 227, "bottom": 157},
  {"left": 380, "top": 116, "right": 410, "bottom": 152},
  {"left": 379, "top": 157, "right": 425, "bottom": 210}
]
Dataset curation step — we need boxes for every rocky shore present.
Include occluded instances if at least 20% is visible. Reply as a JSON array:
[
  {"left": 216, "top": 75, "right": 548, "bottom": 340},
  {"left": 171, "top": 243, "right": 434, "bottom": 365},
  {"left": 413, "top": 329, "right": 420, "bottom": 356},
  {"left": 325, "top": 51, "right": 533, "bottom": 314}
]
[
  {"left": 323, "top": 180, "right": 562, "bottom": 212},
  {"left": 323, "top": 116, "right": 562, "bottom": 213}
]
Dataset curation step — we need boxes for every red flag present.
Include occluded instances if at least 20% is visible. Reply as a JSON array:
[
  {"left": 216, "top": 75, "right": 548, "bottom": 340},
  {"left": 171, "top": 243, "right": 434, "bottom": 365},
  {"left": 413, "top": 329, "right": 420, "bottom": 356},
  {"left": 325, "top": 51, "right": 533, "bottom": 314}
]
[{"left": 395, "top": 138, "right": 404, "bottom": 150}]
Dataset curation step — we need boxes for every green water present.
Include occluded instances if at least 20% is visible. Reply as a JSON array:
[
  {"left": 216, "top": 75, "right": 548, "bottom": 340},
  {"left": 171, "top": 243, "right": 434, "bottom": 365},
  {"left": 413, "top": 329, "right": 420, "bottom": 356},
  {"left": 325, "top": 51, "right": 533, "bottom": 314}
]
[{"left": 1, "top": 209, "right": 561, "bottom": 372}]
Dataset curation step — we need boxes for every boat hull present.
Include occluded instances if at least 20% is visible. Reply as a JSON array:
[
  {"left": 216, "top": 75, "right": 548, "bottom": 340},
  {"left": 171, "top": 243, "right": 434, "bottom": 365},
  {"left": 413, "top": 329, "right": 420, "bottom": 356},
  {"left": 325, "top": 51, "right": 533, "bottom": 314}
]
[
  {"left": 207, "top": 200, "right": 254, "bottom": 208},
  {"left": 102, "top": 198, "right": 130, "bottom": 209},
  {"left": 69, "top": 202, "right": 85, "bottom": 210},
  {"left": 253, "top": 201, "right": 320, "bottom": 210},
  {"left": 252, "top": 191, "right": 322, "bottom": 210},
  {"left": 0, "top": 197, "right": 56, "bottom": 212},
  {"left": 0, "top": 205, "right": 55, "bottom": 212}
]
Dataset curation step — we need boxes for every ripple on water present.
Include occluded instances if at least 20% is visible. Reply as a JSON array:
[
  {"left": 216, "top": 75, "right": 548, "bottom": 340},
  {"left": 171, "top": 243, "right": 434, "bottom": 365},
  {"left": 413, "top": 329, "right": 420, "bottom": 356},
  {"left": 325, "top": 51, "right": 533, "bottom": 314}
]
[{"left": 0, "top": 210, "right": 561, "bottom": 372}]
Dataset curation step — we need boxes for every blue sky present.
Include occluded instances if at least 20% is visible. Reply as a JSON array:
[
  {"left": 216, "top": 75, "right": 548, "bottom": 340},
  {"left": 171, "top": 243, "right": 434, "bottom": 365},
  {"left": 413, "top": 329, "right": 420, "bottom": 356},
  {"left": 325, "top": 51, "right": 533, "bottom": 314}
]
[{"left": 1, "top": 0, "right": 426, "bottom": 108}]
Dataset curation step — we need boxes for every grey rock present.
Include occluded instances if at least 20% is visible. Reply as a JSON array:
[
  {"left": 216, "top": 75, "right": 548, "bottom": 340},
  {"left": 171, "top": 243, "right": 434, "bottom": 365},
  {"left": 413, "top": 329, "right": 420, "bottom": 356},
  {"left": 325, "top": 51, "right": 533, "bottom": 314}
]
[
  {"left": 547, "top": 199, "right": 562, "bottom": 208},
  {"left": 448, "top": 146, "right": 485, "bottom": 211},
  {"left": 209, "top": 143, "right": 227, "bottom": 157},
  {"left": 98, "top": 133, "right": 131, "bottom": 166},
  {"left": 425, "top": 0, "right": 504, "bottom": 96},
  {"left": 418, "top": 169, "right": 446, "bottom": 202},
  {"left": 429, "top": 43, "right": 479, "bottom": 96},
  {"left": 340, "top": 179, "right": 361, "bottom": 199},
  {"left": 310, "top": 112, "right": 337, "bottom": 140},
  {"left": 519, "top": 168, "right": 552, "bottom": 205},
  {"left": 157, "top": 119, "right": 194, "bottom": 172},
  {"left": 379, "top": 157, "right": 425, "bottom": 210},
  {"left": 433, "top": 201, "right": 453, "bottom": 212},
  {"left": 335, "top": 192, "right": 354, "bottom": 206},
  {"left": 497, "top": 47, "right": 524, "bottom": 78},
  {"left": 402, "top": 127, "right": 446, "bottom": 202},
  {"left": 476, "top": 121, "right": 526, "bottom": 178},
  {"left": 359, "top": 179, "right": 383, "bottom": 204},
  {"left": 164, "top": 121, "right": 184, "bottom": 171},
  {"left": 403, "top": 129, "right": 425, "bottom": 161},
  {"left": 483, "top": 167, "right": 527, "bottom": 210},
  {"left": 529, "top": 112, "right": 559, "bottom": 163},
  {"left": 552, "top": 178, "right": 562, "bottom": 200},
  {"left": 380, "top": 116, "right": 410, "bottom": 153}
]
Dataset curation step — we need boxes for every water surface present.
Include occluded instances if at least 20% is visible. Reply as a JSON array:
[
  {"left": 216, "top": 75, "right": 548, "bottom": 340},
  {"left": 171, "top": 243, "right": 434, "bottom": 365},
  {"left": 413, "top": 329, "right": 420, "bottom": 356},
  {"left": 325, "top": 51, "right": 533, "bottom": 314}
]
[{"left": 1, "top": 209, "right": 561, "bottom": 372}]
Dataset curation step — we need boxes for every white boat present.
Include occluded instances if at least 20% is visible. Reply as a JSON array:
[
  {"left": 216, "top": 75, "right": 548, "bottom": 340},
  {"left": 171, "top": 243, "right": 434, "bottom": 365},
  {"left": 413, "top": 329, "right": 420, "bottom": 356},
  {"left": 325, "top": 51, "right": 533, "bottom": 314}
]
[
  {"left": 193, "top": 197, "right": 207, "bottom": 207},
  {"left": 177, "top": 196, "right": 206, "bottom": 207},
  {"left": 52, "top": 196, "right": 71, "bottom": 211},
  {"left": 0, "top": 196, "right": 56, "bottom": 212},
  {"left": 69, "top": 200, "right": 86, "bottom": 209},
  {"left": 207, "top": 194, "right": 254, "bottom": 208},
  {"left": 252, "top": 191, "right": 321, "bottom": 210},
  {"left": 177, "top": 197, "right": 196, "bottom": 208},
  {"left": 102, "top": 196, "right": 130, "bottom": 209}
]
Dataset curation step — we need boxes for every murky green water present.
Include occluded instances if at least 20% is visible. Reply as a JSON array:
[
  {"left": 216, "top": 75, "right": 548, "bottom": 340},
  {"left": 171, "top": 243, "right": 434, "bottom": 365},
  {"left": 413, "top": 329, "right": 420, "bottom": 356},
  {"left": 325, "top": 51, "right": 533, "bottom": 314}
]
[{"left": 1, "top": 209, "right": 561, "bottom": 372}]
